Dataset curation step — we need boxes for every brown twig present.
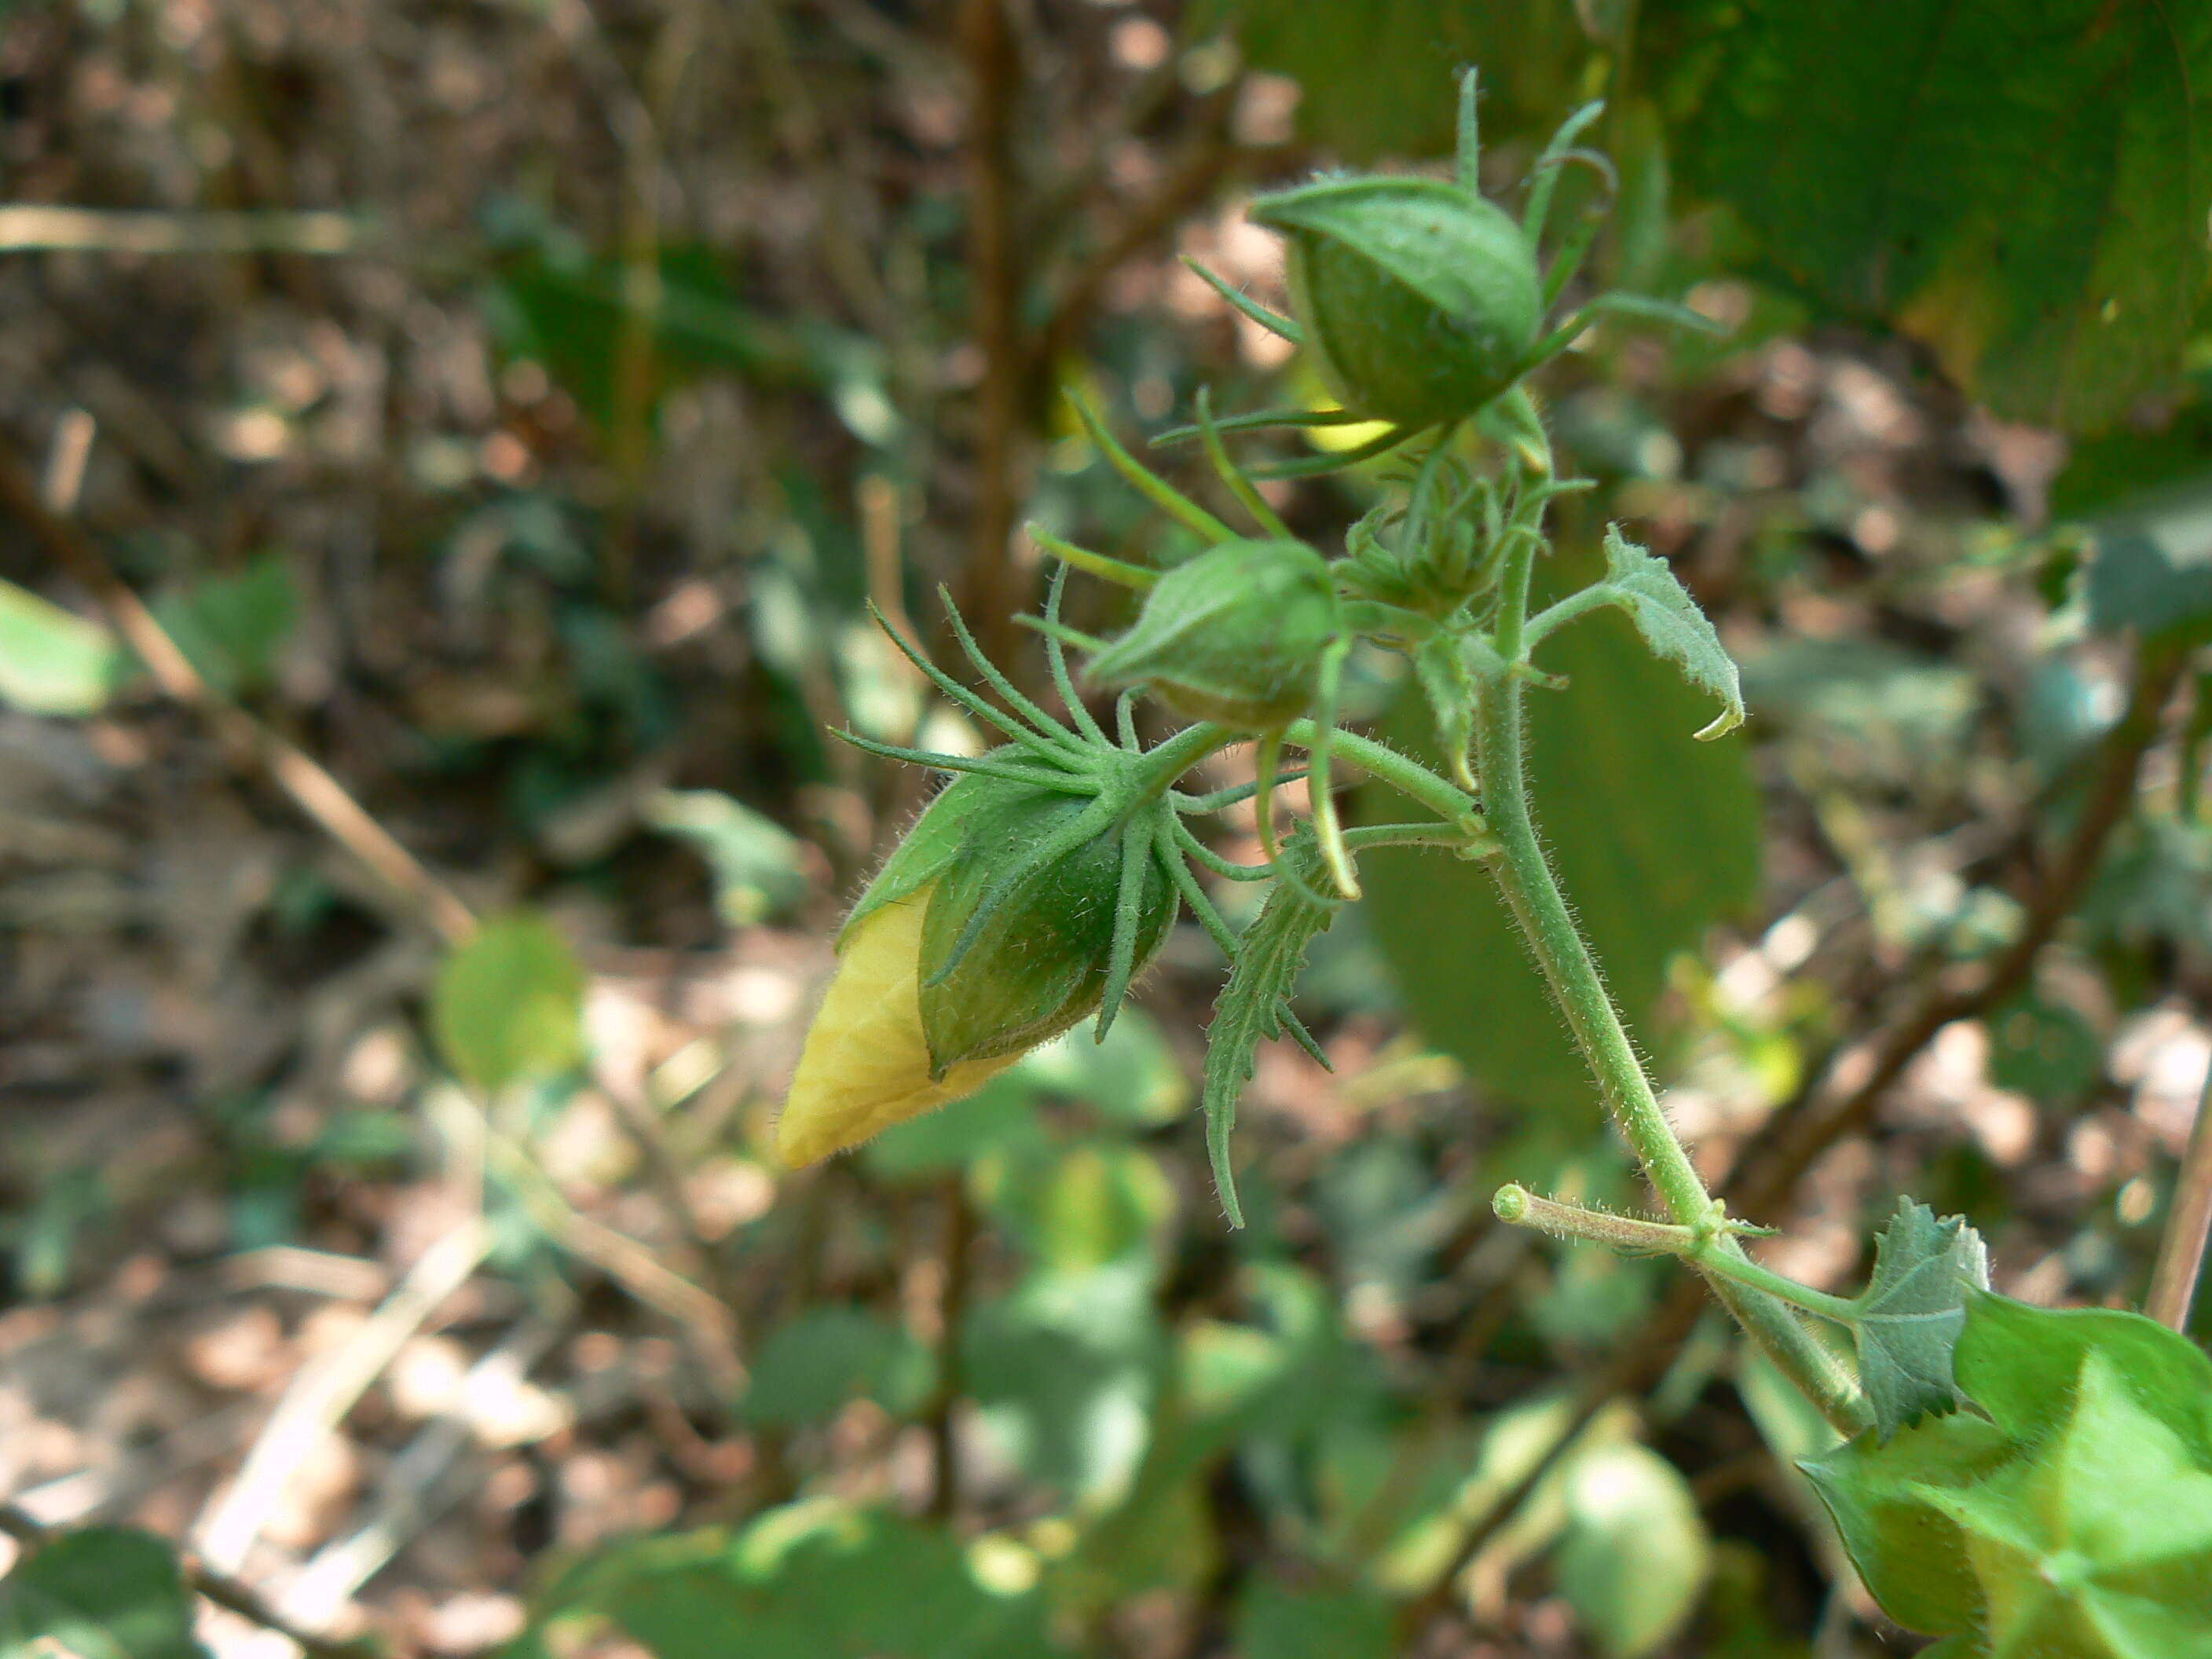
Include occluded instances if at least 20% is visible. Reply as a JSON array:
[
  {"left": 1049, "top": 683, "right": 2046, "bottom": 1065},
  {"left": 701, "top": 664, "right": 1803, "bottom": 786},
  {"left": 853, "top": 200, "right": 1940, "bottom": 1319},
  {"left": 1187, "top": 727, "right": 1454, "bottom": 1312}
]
[
  {"left": 925, "top": 1174, "right": 979, "bottom": 1519},
  {"left": 0, "top": 429, "right": 476, "bottom": 946},
  {"left": 0, "top": 1503, "right": 376, "bottom": 1659},
  {"left": 1031, "top": 104, "right": 1265, "bottom": 379},
  {"left": 954, "top": 0, "right": 1025, "bottom": 672},
  {"left": 2148, "top": 1050, "right": 2212, "bottom": 1331}
]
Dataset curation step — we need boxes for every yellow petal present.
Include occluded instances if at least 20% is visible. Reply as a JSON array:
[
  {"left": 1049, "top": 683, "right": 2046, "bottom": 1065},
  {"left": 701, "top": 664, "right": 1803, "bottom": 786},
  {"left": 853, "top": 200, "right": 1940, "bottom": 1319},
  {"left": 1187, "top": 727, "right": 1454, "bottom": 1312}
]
[{"left": 775, "top": 889, "right": 1019, "bottom": 1167}]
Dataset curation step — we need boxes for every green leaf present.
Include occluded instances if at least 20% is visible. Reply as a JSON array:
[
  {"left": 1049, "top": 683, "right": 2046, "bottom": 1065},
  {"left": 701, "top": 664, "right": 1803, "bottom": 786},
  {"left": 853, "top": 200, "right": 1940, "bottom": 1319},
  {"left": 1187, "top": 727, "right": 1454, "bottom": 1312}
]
[
  {"left": 1555, "top": 1443, "right": 1712, "bottom": 1659},
  {"left": 0, "top": 580, "right": 127, "bottom": 715},
  {"left": 860, "top": 1073, "right": 1049, "bottom": 1182},
  {"left": 154, "top": 554, "right": 297, "bottom": 697},
  {"left": 1851, "top": 1199, "right": 1990, "bottom": 1441},
  {"left": 741, "top": 1306, "right": 935, "bottom": 1429},
  {"left": 431, "top": 910, "right": 588, "bottom": 1093},
  {"left": 961, "top": 1260, "right": 1162, "bottom": 1501},
  {"left": 0, "top": 1528, "right": 207, "bottom": 1659},
  {"left": 486, "top": 244, "right": 892, "bottom": 445},
  {"left": 1799, "top": 1408, "right": 2014, "bottom": 1637},
  {"left": 2088, "top": 514, "right": 2212, "bottom": 644},
  {"left": 1922, "top": 1350, "right": 2212, "bottom": 1657},
  {"left": 1802, "top": 1295, "right": 2212, "bottom": 1650},
  {"left": 1199, "top": 834, "right": 1339, "bottom": 1226},
  {"left": 1954, "top": 1293, "right": 2212, "bottom": 1464},
  {"left": 1232, "top": 1581, "right": 1393, "bottom": 1659},
  {"left": 1643, "top": 0, "right": 2212, "bottom": 430},
  {"left": 1363, "top": 549, "right": 1760, "bottom": 1113},
  {"left": 1019, "top": 1008, "right": 1190, "bottom": 1128},
  {"left": 1184, "top": 0, "right": 1587, "bottom": 159},
  {"left": 1983, "top": 994, "right": 2104, "bottom": 1104},
  {"left": 1583, "top": 526, "right": 1744, "bottom": 739},
  {"left": 646, "top": 789, "right": 812, "bottom": 925},
  {"left": 520, "top": 1506, "right": 1066, "bottom": 1659}
]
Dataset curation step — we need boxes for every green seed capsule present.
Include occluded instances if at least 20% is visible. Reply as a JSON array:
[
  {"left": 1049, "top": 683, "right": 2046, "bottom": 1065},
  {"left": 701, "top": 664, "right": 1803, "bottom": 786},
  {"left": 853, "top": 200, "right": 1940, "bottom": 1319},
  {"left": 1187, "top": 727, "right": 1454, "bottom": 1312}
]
[
  {"left": 1254, "top": 176, "right": 1544, "bottom": 430},
  {"left": 1084, "top": 538, "right": 1339, "bottom": 732}
]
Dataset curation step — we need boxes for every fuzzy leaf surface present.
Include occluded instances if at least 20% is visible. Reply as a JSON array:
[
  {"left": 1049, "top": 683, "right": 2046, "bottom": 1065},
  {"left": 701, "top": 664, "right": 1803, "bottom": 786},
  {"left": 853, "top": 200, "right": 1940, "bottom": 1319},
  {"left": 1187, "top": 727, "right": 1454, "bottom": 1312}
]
[
  {"left": 1587, "top": 526, "right": 1744, "bottom": 740},
  {"left": 1852, "top": 1198, "right": 1990, "bottom": 1440}
]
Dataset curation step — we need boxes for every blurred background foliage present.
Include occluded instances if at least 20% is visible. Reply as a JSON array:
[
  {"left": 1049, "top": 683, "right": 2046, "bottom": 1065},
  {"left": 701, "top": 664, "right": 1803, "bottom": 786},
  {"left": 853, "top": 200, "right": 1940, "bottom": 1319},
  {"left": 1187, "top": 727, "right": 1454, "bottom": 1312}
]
[{"left": 0, "top": 2, "right": 2209, "bottom": 1657}]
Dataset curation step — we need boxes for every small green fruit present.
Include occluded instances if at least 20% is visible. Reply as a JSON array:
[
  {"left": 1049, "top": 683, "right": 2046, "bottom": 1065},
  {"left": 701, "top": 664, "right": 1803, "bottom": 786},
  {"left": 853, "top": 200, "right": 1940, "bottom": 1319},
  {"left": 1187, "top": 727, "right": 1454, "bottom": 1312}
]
[
  {"left": 1254, "top": 176, "right": 1544, "bottom": 430},
  {"left": 1085, "top": 538, "right": 1339, "bottom": 731}
]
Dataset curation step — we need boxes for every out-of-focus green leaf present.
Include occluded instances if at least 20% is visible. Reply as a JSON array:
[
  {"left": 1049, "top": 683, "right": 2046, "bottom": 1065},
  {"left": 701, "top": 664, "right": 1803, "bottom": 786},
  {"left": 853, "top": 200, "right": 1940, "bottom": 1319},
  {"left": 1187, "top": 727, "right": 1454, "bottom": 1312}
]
[
  {"left": 1362, "top": 554, "right": 1760, "bottom": 1113},
  {"left": 1643, "top": 0, "right": 2212, "bottom": 430},
  {"left": 0, "top": 1527, "right": 207, "bottom": 1659},
  {"left": 518, "top": 1504, "right": 1066, "bottom": 1659},
  {"left": 1020, "top": 1008, "right": 1190, "bottom": 1128},
  {"left": 1184, "top": 0, "right": 1586, "bottom": 159},
  {"left": 432, "top": 910, "right": 588, "bottom": 1093},
  {"left": 1983, "top": 994, "right": 2103, "bottom": 1104},
  {"left": 1555, "top": 1442, "right": 1711, "bottom": 1658},
  {"left": 0, "top": 580, "right": 127, "bottom": 714},
  {"left": 963, "top": 1258, "right": 1162, "bottom": 1501},
  {"left": 1740, "top": 638, "right": 1979, "bottom": 782},
  {"left": 1232, "top": 1580, "right": 1393, "bottom": 1659},
  {"left": 154, "top": 554, "right": 297, "bottom": 696},
  {"left": 2088, "top": 512, "right": 2212, "bottom": 644},
  {"left": 2052, "top": 390, "right": 2212, "bottom": 521},
  {"left": 485, "top": 244, "right": 892, "bottom": 445},
  {"left": 646, "top": 789, "right": 812, "bottom": 925},
  {"left": 742, "top": 1306, "right": 934, "bottom": 1429},
  {"left": 861, "top": 1073, "right": 1049, "bottom": 1182}
]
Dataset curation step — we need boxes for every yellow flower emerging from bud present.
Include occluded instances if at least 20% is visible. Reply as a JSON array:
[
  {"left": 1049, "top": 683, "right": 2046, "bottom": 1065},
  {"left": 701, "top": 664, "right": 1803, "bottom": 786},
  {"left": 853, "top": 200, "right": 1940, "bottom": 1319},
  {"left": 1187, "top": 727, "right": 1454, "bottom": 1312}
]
[
  {"left": 775, "top": 885, "right": 1020, "bottom": 1166},
  {"left": 776, "top": 768, "right": 1178, "bottom": 1167}
]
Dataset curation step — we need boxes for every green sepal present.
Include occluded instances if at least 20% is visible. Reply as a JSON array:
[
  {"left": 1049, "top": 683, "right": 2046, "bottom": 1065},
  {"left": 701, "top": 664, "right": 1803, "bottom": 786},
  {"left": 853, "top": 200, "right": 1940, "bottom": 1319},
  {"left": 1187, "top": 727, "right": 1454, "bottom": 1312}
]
[
  {"left": 1852, "top": 1197, "right": 1990, "bottom": 1440},
  {"left": 1412, "top": 633, "right": 1478, "bottom": 793},
  {"left": 1253, "top": 175, "right": 1543, "bottom": 430},
  {"left": 917, "top": 789, "right": 1174, "bottom": 1075},
  {"left": 1800, "top": 1397, "right": 2013, "bottom": 1633},
  {"left": 838, "top": 770, "right": 994, "bottom": 947},
  {"left": 1085, "top": 539, "right": 1341, "bottom": 733},
  {"left": 1804, "top": 1295, "right": 2212, "bottom": 1654},
  {"left": 1198, "top": 830, "right": 1340, "bottom": 1226},
  {"left": 1954, "top": 1292, "right": 2212, "bottom": 1463},
  {"left": 1924, "top": 1349, "right": 2212, "bottom": 1656}
]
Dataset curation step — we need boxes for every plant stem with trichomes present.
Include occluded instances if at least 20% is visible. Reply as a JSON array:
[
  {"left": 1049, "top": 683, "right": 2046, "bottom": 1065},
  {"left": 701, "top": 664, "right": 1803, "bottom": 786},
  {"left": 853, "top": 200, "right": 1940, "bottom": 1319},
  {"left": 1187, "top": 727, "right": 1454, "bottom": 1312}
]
[{"left": 1381, "top": 401, "right": 1871, "bottom": 1434}]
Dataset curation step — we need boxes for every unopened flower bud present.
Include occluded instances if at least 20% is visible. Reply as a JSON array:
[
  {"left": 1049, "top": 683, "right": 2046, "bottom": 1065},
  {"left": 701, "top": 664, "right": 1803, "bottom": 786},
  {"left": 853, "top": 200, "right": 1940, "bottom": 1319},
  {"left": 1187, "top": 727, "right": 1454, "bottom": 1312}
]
[
  {"left": 1254, "top": 177, "right": 1543, "bottom": 430},
  {"left": 1084, "top": 538, "right": 1339, "bottom": 733},
  {"left": 778, "top": 771, "right": 1176, "bottom": 1166}
]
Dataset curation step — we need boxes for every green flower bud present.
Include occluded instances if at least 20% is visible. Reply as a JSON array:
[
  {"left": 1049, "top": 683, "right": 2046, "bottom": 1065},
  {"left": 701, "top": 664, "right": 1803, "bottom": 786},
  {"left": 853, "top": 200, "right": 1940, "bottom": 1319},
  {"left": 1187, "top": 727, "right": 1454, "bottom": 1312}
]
[
  {"left": 1084, "top": 538, "right": 1340, "bottom": 731},
  {"left": 917, "top": 782, "right": 1174, "bottom": 1070},
  {"left": 1253, "top": 176, "right": 1544, "bottom": 430},
  {"left": 779, "top": 764, "right": 1177, "bottom": 1166}
]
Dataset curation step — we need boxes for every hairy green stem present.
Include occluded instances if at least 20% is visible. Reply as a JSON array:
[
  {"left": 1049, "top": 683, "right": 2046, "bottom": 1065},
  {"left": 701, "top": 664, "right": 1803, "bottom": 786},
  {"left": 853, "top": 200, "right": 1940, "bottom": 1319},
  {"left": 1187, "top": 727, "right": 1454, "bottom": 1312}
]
[
  {"left": 1294, "top": 723, "right": 1485, "bottom": 830},
  {"left": 1474, "top": 416, "right": 1871, "bottom": 1434}
]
